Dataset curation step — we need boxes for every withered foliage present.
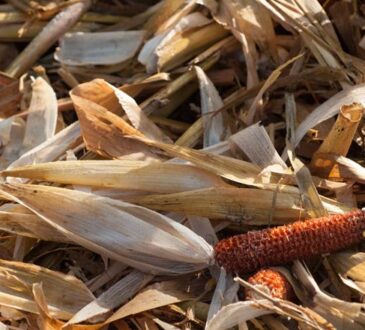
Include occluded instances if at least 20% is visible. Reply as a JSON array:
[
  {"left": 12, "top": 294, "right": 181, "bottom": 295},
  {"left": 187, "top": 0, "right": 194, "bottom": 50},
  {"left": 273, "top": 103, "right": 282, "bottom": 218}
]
[{"left": 0, "top": 0, "right": 364, "bottom": 329}]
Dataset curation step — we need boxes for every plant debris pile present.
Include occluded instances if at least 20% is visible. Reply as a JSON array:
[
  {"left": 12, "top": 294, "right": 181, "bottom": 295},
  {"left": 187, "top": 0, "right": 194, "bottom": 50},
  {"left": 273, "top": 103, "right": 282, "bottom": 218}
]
[{"left": 0, "top": 0, "right": 364, "bottom": 329}]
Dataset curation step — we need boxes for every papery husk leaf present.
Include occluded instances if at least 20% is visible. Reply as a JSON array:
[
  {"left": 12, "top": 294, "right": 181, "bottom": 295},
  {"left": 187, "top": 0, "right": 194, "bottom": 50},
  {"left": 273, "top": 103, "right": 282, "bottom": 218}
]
[
  {"left": 106, "top": 278, "right": 200, "bottom": 323},
  {"left": 2, "top": 160, "right": 228, "bottom": 193},
  {"left": 286, "top": 83, "right": 365, "bottom": 153},
  {"left": 130, "top": 187, "right": 306, "bottom": 224},
  {"left": 230, "top": 122, "right": 287, "bottom": 169},
  {"left": 0, "top": 116, "right": 25, "bottom": 168},
  {"left": 206, "top": 300, "right": 272, "bottom": 330},
  {"left": 234, "top": 277, "right": 335, "bottom": 330},
  {"left": 22, "top": 77, "right": 57, "bottom": 153},
  {"left": 32, "top": 283, "right": 102, "bottom": 330},
  {"left": 7, "top": 122, "right": 81, "bottom": 173},
  {"left": 139, "top": 12, "right": 211, "bottom": 72},
  {"left": 210, "top": 0, "right": 277, "bottom": 57},
  {"left": 310, "top": 103, "right": 363, "bottom": 178},
  {"left": 0, "top": 203, "right": 69, "bottom": 242},
  {"left": 194, "top": 65, "right": 228, "bottom": 147},
  {"left": 0, "top": 259, "right": 93, "bottom": 320},
  {"left": 293, "top": 261, "right": 365, "bottom": 328},
  {"left": 334, "top": 155, "right": 365, "bottom": 183},
  {"left": 70, "top": 79, "right": 123, "bottom": 115},
  {"left": 67, "top": 270, "right": 153, "bottom": 325},
  {"left": 70, "top": 94, "right": 159, "bottom": 161},
  {"left": 188, "top": 216, "right": 217, "bottom": 245},
  {"left": 207, "top": 267, "right": 227, "bottom": 323},
  {"left": 157, "top": 23, "right": 229, "bottom": 71},
  {"left": 109, "top": 83, "right": 172, "bottom": 144},
  {"left": 144, "top": 0, "right": 186, "bottom": 35},
  {"left": 56, "top": 31, "right": 145, "bottom": 66},
  {"left": 6, "top": 0, "right": 92, "bottom": 78},
  {"left": 256, "top": 0, "right": 344, "bottom": 72},
  {"left": 286, "top": 93, "right": 327, "bottom": 218},
  {"left": 332, "top": 252, "right": 365, "bottom": 281},
  {"left": 0, "top": 183, "right": 213, "bottom": 275}
]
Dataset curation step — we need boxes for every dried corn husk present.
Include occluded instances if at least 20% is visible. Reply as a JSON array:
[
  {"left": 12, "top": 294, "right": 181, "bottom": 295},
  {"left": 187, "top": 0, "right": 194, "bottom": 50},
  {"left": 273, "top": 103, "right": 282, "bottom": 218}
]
[
  {"left": 0, "top": 183, "right": 213, "bottom": 275},
  {"left": 56, "top": 30, "right": 145, "bottom": 66},
  {"left": 310, "top": 103, "right": 363, "bottom": 178},
  {"left": 2, "top": 160, "right": 228, "bottom": 193},
  {"left": 0, "top": 259, "right": 93, "bottom": 320},
  {"left": 22, "top": 77, "right": 57, "bottom": 153}
]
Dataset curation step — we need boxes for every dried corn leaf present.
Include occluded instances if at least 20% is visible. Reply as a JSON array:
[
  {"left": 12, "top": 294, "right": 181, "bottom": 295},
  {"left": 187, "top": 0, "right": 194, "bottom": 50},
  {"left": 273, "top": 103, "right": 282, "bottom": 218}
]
[
  {"left": 286, "top": 93, "right": 327, "bottom": 218},
  {"left": 0, "top": 259, "right": 93, "bottom": 320},
  {"left": 139, "top": 12, "right": 211, "bottom": 72},
  {"left": 130, "top": 187, "right": 306, "bottom": 224},
  {"left": 71, "top": 79, "right": 122, "bottom": 114},
  {"left": 2, "top": 160, "right": 227, "bottom": 193},
  {"left": 157, "top": 23, "right": 229, "bottom": 72},
  {"left": 206, "top": 300, "right": 272, "bottom": 330},
  {"left": 329, "top": 252, "right": 365, "bottom": 287},
  {"left": 207, "top": 0, "right": 277, "bottom": 57},
  {"left": 207, "top": 267, "right": 227, "bottom": 323},
  {"left": 195, "top": 65, "right": 229, "bottom": 147},
  {"left": 310, "top": 103, "right": 363, "bottom": 178},
  {"left": 257, "top": 0, "right": 344, "bottom": 71},
  {"left": 22, "top": 77, "right": 57, "bottom": 152},
  {"left": 32, "top": 283, "right": 102, "bottom": 330},
  {"left": 0, "top": 203, "right": 69, "bottom": 242},
  {"left": 110, "top": 83, "right": 172, "bottom": 144},
  {"left": 67, "top": 270, "right": 152, "bottom": 325},
  {"left": 288, "top": 80, "right": 365, "bottom": 153},
  {"left": 6, "top": 0, "right": 92, "bottom": 78},
  {"left": 334, "top": 155, "right": 365, "bottom": 183},
  {"left": 230, "top": 122, "right": 287, "bottom": 169},
  {"left": 293, "top": 261, "right": 365, "bottom": 328},
  {"left": 144, "top": 0, "right": 186, "bottom": 35},
  {"left": 203, "top": 0, "right": 277, "bottom": 87},
  {"left": 1, "top": 117, "right": 25, "bottom": 167},
  {"left": 0, "top": 183, "right": 213, "bottom": 275},
  {"left": 70, "top": 94, "right": 159, "bottom": 161},
  {"left": 245, "top": 54, "right": 303, "bottom": 125},
  {"left": 56, "top": 30, "right": 145, "bottom": 66},
  {"left": 7, "top": 121, "right": 81, "bottom": 171},
  {"left": 234, "top": 277, "right": 335, "bottom": 330},
  {"left": 106, "top": 278, "right": 198, "bottom": 323}
]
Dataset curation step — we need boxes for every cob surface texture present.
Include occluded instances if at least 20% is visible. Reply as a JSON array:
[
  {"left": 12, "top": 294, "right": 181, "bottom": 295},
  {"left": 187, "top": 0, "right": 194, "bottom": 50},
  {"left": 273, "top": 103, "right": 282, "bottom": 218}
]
[
  {"left": 246, "top": 268, "right": 294, "bottom": 300},
  {"left": 215, "top": 210, "right": 365, "bottom": 275}
]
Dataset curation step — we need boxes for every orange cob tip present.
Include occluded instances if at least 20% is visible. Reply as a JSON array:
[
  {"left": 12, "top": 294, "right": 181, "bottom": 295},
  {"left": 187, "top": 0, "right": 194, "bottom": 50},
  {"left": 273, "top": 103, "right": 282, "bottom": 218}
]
[
  {"left": 214, "top": 210, "right": 365, "bottom": 275},
  {"left": 245, "top": 268, "right": 294, "bottom": 300}
]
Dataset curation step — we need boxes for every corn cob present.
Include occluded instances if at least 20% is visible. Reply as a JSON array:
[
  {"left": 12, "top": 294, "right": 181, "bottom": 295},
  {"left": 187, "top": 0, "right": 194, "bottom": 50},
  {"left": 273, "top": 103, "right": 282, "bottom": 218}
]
[
  {"left": 214, "top": 210, "right": 365, "bottom": 275},
  {"left": 245, "top": 268, "right": 294, "bottom": 300}
]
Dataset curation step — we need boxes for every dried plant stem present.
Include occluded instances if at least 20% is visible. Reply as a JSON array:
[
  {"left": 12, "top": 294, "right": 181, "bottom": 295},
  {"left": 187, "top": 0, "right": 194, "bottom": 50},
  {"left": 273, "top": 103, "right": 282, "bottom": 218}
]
[{"left": 6, "top": 0, "right": 92, "bottom": 78}]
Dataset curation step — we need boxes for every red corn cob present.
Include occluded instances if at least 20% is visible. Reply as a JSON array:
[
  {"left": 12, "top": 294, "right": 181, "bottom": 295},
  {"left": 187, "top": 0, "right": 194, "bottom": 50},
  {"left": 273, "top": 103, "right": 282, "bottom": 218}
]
[
  {"left": 245, "top": 268, "right": 294, "bottom": 300},
  {"left": 214, "top": 210, "right": 365, "bottom": 275}
]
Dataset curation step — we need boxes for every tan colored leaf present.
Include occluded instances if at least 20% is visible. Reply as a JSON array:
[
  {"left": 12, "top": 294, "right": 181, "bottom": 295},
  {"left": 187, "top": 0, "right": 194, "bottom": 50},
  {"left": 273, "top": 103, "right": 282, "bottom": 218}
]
[
  {"left": 107, "top": 279, "right": 199, "bottom": 323},
  {"left": 2, "top": 160, "right": 228, "bottom": 193},
  {"left": 0, "top": 183, "right": 213, "bottom": 275},
  {"left": 0, "top": 259, "right": 93, "bottom": 320},
  {"left": 130, "top": 187, "right": 306, "bottom": 224},
  {"left": 22, "top": 77, "right": 57, "bottom": 153},
  {"left": 310, "top": 103, "right": 363, "bottom": 178},
  {"left": 0, "top": 203, "right": 69, "bottom": 242},
  {"left": 56, "top": 30, "right": 145, "bottom": 66}
]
